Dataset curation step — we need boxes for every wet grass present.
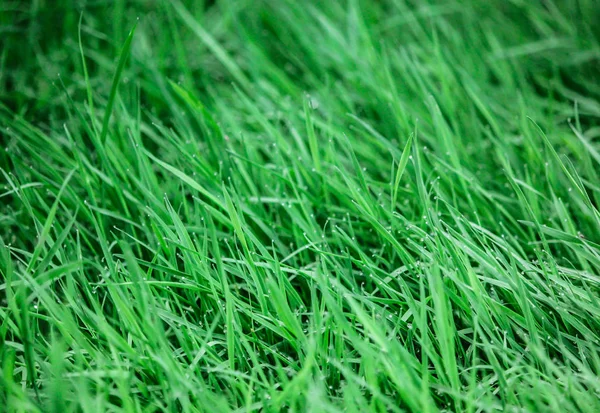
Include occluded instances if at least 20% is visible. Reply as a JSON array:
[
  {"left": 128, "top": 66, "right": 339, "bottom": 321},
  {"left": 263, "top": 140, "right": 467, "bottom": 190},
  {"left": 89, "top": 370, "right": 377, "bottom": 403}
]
[{"left": 1, "top": 0, "right": 600, "bottom": 411}]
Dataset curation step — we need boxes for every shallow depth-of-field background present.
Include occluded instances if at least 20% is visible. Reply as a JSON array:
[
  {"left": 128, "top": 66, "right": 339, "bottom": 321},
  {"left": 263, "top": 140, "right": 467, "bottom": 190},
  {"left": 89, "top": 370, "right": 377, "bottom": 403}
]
[{"left": 1, "top": 0, "right": 600, "bottom": 412}]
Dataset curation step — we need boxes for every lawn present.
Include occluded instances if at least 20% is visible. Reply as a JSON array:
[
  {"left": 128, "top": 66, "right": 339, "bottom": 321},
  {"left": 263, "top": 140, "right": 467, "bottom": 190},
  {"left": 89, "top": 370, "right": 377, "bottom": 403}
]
[{"left": 1, "top": 0, "right": 600, "bottom": 412}]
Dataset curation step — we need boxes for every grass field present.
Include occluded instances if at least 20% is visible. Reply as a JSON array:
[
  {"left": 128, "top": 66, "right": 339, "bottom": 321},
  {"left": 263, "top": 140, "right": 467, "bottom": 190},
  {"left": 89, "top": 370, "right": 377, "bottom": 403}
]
[{"left": 1, "top": 0, "right": 600, "bottom": 411}]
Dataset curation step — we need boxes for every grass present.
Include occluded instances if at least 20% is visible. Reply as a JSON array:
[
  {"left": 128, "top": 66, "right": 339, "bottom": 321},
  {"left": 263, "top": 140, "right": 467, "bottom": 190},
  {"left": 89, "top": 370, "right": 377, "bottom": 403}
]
[{"left": 1, "top": 0, "right": 600, "bottom": 411}]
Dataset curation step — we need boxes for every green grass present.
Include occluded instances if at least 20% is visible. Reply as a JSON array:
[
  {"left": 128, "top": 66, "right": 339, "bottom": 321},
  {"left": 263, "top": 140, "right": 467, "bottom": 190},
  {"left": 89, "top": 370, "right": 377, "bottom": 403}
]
[{"left": 1, "top": 0, "right": 600, "bottom": 411}]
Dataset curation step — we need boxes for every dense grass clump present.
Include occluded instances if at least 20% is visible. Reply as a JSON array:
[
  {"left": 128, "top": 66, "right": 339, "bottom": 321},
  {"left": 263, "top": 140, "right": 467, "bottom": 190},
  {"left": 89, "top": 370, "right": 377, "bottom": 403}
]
[{"left": 1, "top": 0, "right": 600, "bottom": 411}]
